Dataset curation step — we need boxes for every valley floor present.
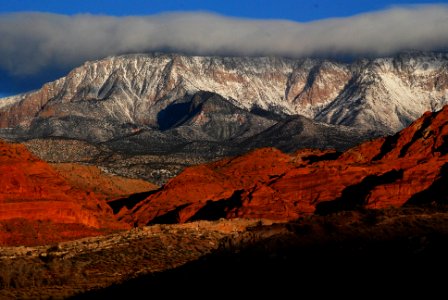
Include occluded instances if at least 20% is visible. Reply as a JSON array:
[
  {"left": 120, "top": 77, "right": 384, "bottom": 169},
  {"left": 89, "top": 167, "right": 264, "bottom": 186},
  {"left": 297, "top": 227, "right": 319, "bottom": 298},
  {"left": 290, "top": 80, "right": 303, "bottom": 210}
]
[
  {"left": 2, "top": 207, "right": 448, "bottom": 299},
  {"left": 0, "top": 219, "right": 272, "bottom": 299}
]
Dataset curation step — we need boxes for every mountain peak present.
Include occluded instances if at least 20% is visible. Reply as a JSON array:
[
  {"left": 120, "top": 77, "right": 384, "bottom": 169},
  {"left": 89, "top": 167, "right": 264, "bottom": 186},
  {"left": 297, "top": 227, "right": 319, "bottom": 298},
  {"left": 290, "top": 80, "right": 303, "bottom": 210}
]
[
  {"left": 1, "top": 52, "right": 447, "bottom": 137},
  {"left": 0, "top": 52, "right": 447, "bottom": 185}
]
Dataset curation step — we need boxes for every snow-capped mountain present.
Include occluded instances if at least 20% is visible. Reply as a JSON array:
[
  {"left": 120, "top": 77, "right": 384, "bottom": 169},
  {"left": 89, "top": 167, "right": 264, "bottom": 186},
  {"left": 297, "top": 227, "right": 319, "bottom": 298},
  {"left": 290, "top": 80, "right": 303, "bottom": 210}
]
[
  {"left": 315, "top": 53, "right": 448, "bottom": 132},
  {"left": 1, "top": 52, "right": 447, "bottom": 137},
  {"left": 1, "top": 51, "right": 446, "bottom": 183}
]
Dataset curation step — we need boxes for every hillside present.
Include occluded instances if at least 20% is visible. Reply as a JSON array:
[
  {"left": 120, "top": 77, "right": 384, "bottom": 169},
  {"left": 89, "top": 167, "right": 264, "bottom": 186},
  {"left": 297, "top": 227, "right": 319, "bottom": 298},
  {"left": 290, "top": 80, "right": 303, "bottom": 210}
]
[
  {"left": 0, "top": 139, "right": 129, "bottom": 246},
  {"left": 120, "top": 105, "right": 448, "bottom": 225},
  {"left": 1, "top": 52, "right": 447, "bottom": 183}
]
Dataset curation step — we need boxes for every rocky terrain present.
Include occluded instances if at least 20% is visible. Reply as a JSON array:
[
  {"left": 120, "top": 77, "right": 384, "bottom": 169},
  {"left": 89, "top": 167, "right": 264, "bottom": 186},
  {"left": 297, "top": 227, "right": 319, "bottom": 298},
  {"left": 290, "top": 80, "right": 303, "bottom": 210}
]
[
  {"left": 120, "top": 104, "right": 448, "bottom": 225},
  {"left": 1, "top": 52, "right": 447, "bottom": 135},
  {"left": 0, "top": 139, "right": 164, "bottom": 246},
  {"left": 21, "top": 137, "right": 214, "bottom": 184},
  {"left": 4, "top": 91, "right": 365, "bottom": 184},
  {"left": 1, "top": 51, "right": 448, "bottom": 298},
  {"left": 0, "top": 139, "right": 127, "bottom": 233},
  {"left": 0, "top": 219, "right": 273, "bottom": 299},
  {"left": 50, "top": 163, "right": 157, "bottom": 201},
  {"left": 1, "top": 210, "right": 448, "bottom": 299},
  {"left": 79, "top": 208, "right": 448, "bottom": 298},
  {"left": 1, "top": 103, "right": 447, "bottom": 247},
  {"left": 1, "top": 52, "right": 447, "bottom": 183}
]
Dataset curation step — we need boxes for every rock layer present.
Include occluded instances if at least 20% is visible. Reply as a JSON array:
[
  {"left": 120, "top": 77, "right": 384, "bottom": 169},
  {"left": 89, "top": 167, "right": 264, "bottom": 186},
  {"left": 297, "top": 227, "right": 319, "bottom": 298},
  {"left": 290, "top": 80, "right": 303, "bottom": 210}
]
[
  {"left": 50, "top": 163, "right": 158, "bottom": 200},
  {"left": 2, "top": 52, "right": 448, "bottom": 240},
  {"left": 1, "top": 52, "right": 446, "bottom": 184},
  {"left": 122, "top": 106, "right": 448, "bottom": 225},
  {"left": 0, "top": 139, "right": 129, "bottom": 245},
  {"left": 1, "top": 52, "right": 447, "bottom": 135}
]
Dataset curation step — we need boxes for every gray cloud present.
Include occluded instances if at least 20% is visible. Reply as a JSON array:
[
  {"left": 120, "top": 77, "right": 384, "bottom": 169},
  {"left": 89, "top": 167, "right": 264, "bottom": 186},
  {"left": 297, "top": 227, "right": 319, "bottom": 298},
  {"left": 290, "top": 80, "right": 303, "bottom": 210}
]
[{"left": 0, "top": 5, "right": 448, "bottom": 90}]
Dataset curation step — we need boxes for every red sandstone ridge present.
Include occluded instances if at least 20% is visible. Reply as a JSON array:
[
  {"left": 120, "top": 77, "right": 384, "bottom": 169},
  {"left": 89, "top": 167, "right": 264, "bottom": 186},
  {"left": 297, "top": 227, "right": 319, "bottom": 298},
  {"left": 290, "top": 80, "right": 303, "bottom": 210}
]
[
  {"left": 0, "top": 139, "right": 129, "bottom": 246},
  {"left": 121, "top": 106, "right": 448, "bottom": 226},
  {"left": 50, "top": 163, "right": 158, "bottom": 201}
]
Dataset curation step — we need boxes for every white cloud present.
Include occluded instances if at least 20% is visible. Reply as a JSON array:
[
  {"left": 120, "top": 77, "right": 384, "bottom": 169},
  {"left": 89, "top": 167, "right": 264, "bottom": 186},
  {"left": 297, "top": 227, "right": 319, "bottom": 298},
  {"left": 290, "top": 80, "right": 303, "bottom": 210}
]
[{"left": 0, "top": 5, "right": 447, "bottom": 77}]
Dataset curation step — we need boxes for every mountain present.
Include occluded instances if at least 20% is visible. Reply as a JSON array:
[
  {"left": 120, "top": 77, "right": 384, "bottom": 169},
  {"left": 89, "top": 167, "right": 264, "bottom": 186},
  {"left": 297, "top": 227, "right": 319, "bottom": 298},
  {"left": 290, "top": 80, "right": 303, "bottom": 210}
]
[
  {"left": 119, "top": 105, "right": 448, "bottom": 225},
  {"left": 0, "top": 139, "right": 129, "bottom": 246},
  {"left": 0, "top": 90, "right": 365, "bottom": 184},
  {"left": 1, "top": 52, "right": 447, "bottom": 134},
  {"left": 0, "top": 52, "right": 447, "bottom": 183}
]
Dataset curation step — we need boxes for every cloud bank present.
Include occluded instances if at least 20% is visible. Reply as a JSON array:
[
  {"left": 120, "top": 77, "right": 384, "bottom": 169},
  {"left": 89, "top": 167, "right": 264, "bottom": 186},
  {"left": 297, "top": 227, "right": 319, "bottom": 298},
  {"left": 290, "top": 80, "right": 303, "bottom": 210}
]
[{"left": 1, "top": 5, "right": 448, "bottom": 93}]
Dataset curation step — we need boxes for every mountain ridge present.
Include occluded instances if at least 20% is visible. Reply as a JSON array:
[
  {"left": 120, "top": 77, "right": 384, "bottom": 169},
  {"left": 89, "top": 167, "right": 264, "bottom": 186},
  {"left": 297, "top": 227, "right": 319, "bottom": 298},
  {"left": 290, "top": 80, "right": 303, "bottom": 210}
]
[
  {"left": 119, "top": 104, "right": 448, "bottom": 225},
  {"left": 1, "top": 51, "right": 447, "bottom": 183},
  {"left": 1, "top": 51, "right": 447, "bottom": 134},
  {"left": 0, "top": 139, "right": 130, "bottom": 246}
]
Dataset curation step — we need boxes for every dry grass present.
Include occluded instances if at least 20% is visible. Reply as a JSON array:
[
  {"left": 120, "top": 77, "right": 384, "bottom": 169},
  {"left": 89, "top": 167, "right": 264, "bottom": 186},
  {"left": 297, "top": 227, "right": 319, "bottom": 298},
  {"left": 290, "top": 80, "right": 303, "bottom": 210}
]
[
  {"left": 3, "top": 209, "right": 448, "bottom": 299},
  {"left": 0, "top": 219, "right": 264, "bottom": 299}
]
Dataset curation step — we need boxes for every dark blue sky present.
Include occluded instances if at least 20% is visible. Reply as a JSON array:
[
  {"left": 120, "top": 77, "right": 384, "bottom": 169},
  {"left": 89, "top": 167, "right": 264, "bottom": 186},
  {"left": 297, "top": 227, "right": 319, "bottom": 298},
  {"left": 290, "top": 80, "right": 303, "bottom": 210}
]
[
  {"left": 1, "top": 1, "right": 447, "bottom": 97},
  {"left": 1, "top": 0, "right": 445, "bottom": 22}
]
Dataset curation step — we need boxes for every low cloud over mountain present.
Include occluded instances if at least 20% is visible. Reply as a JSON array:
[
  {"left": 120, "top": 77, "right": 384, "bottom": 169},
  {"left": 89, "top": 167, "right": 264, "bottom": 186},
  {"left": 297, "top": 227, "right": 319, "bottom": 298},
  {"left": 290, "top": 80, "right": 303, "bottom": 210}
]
[{"left": 1, "top": 5, "right": 448, "bottom": 94}]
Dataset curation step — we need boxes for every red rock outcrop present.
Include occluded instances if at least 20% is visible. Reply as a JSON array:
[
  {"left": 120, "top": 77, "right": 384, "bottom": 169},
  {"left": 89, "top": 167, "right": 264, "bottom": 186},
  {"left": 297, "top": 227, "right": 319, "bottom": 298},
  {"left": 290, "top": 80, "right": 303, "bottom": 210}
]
[
  {"left": 0, "top": 139, "right": 129, "bottom": 245},
  {"left": 50, "top": 163, "right": 158, "bottom": 201},
  {"left": 121, "top": 106, "right": 448, "bottom": 226}
]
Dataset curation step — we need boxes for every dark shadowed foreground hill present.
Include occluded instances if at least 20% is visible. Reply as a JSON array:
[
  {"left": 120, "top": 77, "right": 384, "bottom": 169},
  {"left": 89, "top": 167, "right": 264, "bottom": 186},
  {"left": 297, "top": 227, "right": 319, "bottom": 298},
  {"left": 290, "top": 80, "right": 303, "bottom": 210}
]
[
  {"left": 1, "top": 210, "right": 448, "bottom": 299},
  {"left": 77, "top": 209, "right": 448, "bottom": 298}
]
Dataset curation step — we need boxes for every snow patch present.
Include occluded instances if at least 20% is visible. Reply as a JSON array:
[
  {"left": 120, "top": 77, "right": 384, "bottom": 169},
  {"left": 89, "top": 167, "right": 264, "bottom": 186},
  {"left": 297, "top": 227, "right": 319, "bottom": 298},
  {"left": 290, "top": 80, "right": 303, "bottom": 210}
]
[{"left": 0, "top": 94, "right": 26, "bottom": 109}]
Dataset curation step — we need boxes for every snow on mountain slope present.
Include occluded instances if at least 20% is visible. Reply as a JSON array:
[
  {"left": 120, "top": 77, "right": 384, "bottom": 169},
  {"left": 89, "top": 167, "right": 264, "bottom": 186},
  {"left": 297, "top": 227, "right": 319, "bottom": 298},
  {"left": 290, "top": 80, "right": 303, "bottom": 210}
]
[
  {"left": 0, "top": 94, "right": 28, "bottom": 110},
  {"left": 0, "top": 52, "right": 447, "bottom": 137},
  {"left": 315, "top": 53, "right": 448, "bottom": 132}
]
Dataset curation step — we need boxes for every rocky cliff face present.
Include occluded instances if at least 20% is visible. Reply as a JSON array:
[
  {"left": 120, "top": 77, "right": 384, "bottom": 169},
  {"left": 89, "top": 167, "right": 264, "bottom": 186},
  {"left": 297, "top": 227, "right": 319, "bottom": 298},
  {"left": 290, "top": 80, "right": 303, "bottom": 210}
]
[
  {"left": 50, "top": 163, "right": 158, "bottom": 201},
  {"left": 1, "top": 52, "right": 447, "bottom": 183},
  {"left": 3, "top": 90, "right": 366, "bottom": 185},
  {"left": 120, "top": 105, "right": 448, "bottom": 225},
  {"left": 0, "top": 139, "right": 129, "bottom": 244},
  {"left": 1, "top": 52, "right": 447, "bottom": 136}
]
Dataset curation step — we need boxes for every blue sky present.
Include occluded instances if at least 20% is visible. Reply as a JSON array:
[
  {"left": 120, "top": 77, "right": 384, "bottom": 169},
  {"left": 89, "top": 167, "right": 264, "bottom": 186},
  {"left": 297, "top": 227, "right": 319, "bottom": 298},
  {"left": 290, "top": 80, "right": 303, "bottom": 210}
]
[
  {"left": 1, "top": 0, "right": 446, "bottom": 22},
  {"left": 1, "top": 1, "right": 448, "bottom": 97}
]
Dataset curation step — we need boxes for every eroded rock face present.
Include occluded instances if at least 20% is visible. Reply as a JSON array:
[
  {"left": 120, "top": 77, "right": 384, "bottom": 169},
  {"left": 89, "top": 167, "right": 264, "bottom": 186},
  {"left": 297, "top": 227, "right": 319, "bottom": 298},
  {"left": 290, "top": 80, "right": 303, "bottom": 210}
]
[
  {"left": 0, "top": 139, "right": 129, "bottom": 245},
  {"left": 121, "top": 106, "right": 448, "bottom": 225},
  {"left": 8, "top": 53, "right": 448, "bottom": 185},
  {"left": 50, "top": 163, "right": 158, "bottom": 201},
  {"left": 1, "top": 52, "right": 447, "bottom": 138}
]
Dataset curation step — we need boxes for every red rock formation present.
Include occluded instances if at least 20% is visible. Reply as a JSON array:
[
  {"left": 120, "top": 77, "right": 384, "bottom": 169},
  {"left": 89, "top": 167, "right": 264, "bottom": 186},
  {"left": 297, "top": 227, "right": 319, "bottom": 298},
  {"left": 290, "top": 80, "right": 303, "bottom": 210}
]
[
  {"left": 121, "top": 148, "right": 295, "bottom": 224},
  {"left": 50, "top": 163, "right": 158, "bottom": 201},
  {"left": 122, "top": 106, "right": 448, "bottom": 226},
  {"left": 0, "top": 139, "right": 129, "bottom": 245}
]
